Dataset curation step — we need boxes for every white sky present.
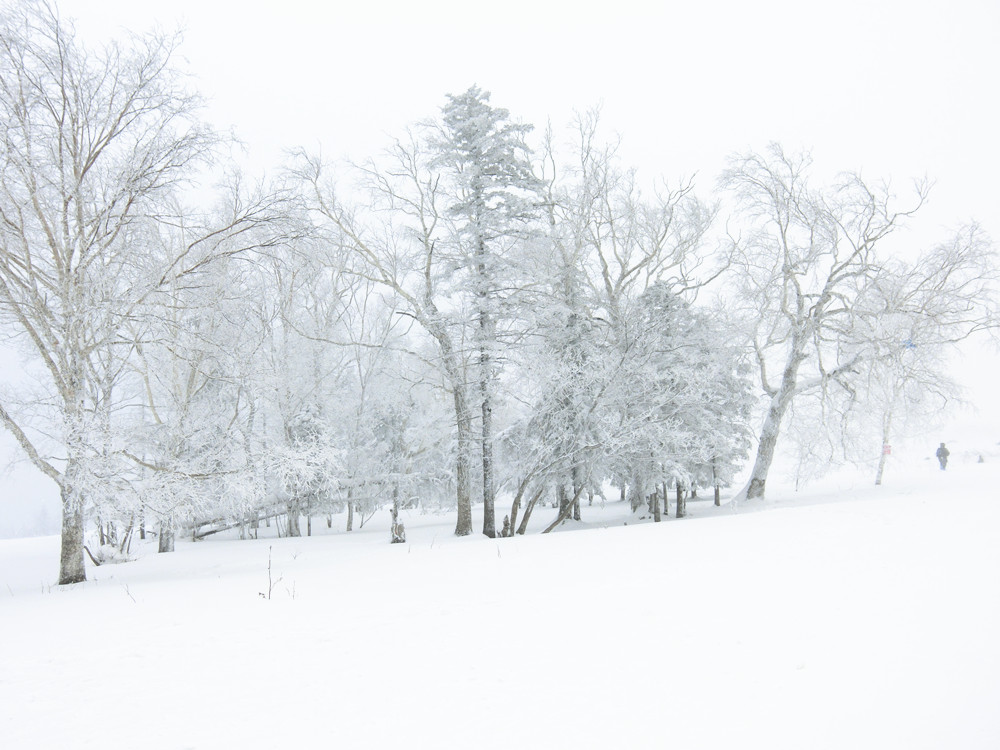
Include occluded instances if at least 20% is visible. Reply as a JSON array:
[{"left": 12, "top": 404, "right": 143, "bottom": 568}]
[
  {"left": 2, "top": 0, "right": 998, "bottom": 534},
  {"left": 54, "top": 0, "right": 998, "bottom": 239}
]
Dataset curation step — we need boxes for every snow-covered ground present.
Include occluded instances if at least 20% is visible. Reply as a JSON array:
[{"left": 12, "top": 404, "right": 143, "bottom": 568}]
[{"left": 2, "top": 449, "right": 999, "bottom": 749}]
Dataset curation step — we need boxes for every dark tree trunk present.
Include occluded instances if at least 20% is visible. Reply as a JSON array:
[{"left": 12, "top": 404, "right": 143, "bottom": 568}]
[
  {"left": 481, "top": 369, "right": 496, "bottom": 538},
  {"left": 58, "top": 486, "right": 86, "bottom": 584},
  {"left": 542, "top": 485, "right": 587, "bottom": 534},
  {"left": 557, "top": 484, "right": 570, "bottom": 517},
  {"left": 675, "top": 483, "right": 686, "bottom": 519},
  {"left": 516, "top": 487, "right": 545, "bottom": 535},
  {"left": 653, "top": 485, "right": 662, "bottom": 523},
  {"left": 508, "top": 496, "right": 520, "bottom": 537},
  {"left": 508, "top": 478, "right": 529, "bottom": 536}
]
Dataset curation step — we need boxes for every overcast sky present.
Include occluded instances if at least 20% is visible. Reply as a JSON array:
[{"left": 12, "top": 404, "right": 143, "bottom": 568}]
[
  {"left": 2, "top": 0, "right": 998, "bottom": 534},
  {"left": 54, "top": 0, "right": 998, "bottom": 237}
]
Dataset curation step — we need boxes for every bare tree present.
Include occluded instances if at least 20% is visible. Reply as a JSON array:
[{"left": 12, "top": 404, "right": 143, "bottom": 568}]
[
  {"left": 544, "top": 111, "right": 720, "bottom": 515},
  {"left": 0, "top": 3, "right": 209, "bottom": 582},
  {"left": 723, "top": 144, "right": 996, "bottom": 500},
  {"left": 0, "top": 3, "right": 291, "bottom": 582},
  {"left": 296, "top": 138, "right": 480, "bottom": 536},
  {"left": 859, "top": 225, "right": 995, "bottom": 484},
  {"left": 130, "top": 193, "right": 284, "bottom": 549}
]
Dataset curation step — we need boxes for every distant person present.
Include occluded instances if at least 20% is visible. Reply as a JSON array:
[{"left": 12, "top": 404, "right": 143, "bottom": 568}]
[{"left": 936, "top": 442, "right": 950, "bottom": 470}]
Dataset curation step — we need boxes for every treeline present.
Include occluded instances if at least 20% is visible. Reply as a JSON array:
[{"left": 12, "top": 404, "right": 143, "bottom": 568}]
[{"left": 0, "top": 2, "right": 994, "bottom": 584}]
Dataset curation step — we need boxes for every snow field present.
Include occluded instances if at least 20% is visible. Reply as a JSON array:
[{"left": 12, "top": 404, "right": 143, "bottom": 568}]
[{"left": 2, "top": 457, "right": 998, "bottom": 749}]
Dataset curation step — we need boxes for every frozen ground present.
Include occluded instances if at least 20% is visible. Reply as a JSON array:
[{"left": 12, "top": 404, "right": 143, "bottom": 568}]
[{"left": 2, "top": 449, "right": 999, "bottom": 749}]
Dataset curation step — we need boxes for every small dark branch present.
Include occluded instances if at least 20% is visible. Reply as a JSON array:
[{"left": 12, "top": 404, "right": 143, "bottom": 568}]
[
  {"left": 541, "top": 484, "right": 587, "bottom": 534},
  {"left": 83, "top": 545, "right": 102, "bottom": 567},
  {"left": 259, "top": 546, "right": 282, "bottom": 600}
]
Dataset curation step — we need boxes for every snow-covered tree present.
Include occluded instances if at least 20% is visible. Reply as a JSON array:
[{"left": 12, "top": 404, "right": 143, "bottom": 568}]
[
  {"left": 0, "top": 3, "right": 215, "bottom": 583},
  {"left": 424, "top": 85, "right": 545, "bottom": 537},
  {"left": 723, "top": 144, "right": 996, "bottom": 500},
  {"left": 125, "top": 183, "right": 298, "bottom": 548},
  {"left": 539, "top": 112, "right": 721, "bottom": 519},
  {"left": 297, "top": 87, "right": 545, "bottom": 537},
  {"left": 0, "top": 1, "right": 299, "bottom": 582},
  {"left": 615, "top": 284, "right": 753, "bottom": 515}
]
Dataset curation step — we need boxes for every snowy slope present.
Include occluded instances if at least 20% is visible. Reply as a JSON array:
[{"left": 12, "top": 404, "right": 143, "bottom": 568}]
[{"left": 2, "top": 455, "right": 999, "bottom": 749}]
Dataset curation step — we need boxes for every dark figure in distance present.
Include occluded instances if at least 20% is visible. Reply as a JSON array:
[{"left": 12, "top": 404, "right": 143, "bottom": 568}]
[{"left": 936, "top": 442, "right": 950, "bottom": 470}]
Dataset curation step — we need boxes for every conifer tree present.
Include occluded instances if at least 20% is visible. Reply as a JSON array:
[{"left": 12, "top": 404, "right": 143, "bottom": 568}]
[{"left": 431, "top": 86, "right": 544, "bottom": 537}]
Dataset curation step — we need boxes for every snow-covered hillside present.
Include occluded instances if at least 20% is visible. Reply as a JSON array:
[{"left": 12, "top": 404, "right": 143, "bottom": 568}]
[{"left": 2, "top": 453, "right": 999, "bottom": 749}]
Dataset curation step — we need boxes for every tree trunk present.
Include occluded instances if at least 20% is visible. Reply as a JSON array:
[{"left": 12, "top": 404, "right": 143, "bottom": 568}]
[
  {"left": 453, "top": 385, "right": 474, "bottom": 537},
  {"left": 572, "top": 464, "right": 583, "bottom": 522},
  {"left": 508, "top": 494, "right": 521, "bottom": 537},
  {"left": 875, "top": 407, "right": 893, "bottom": 486},
  {"left": 58, "top": 485, "right": 86, "bottom": 584},
  {"left": 390, "top": 489, "right": 406, "bottom": 544},
  {"left": 346, "top": 494, "right": 354, "bottom": 532},
  {"left": 422, "top": 317, "right": 474, "bottom": 536},
  {"left": 675, "top": 483, "right": 686, "bottom": 519},
  {"left": 119, "top": 519, "right": 134, "bottom": 555},
  {"left": 158, "top": 519, "right": 175, "bottom": 554},
  {"left": 286, "top": 499, "right": 301, "bottom": 537},
  {"left": 653, "top": 485, "right": 662, "bottom": 523},
  {"left": 479, "top": 292, "right": 496, "bottom": 538},
  {"left": 628, "top": 472, "right": 647, "bottom": 512},
  {"left": 557, "top": 484, "right": 570, "bottom": 517},
  {"left": 508, "top": 478, "right": 531, "bottom": 536},
  {"left": 516, "top": 487, "right": 545, "bottom": 535},
  {"left": 474, "top": 211, "right": 497, "bottom": 540},
  {"left": 542, "top": 484, "right": 587, "bottom": 534},
  {"left": 746, "top": 348, "right": 806, "bottom": 500},
  {"left": 481, "top": 383, "right": 496, "bottom": 538}
]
